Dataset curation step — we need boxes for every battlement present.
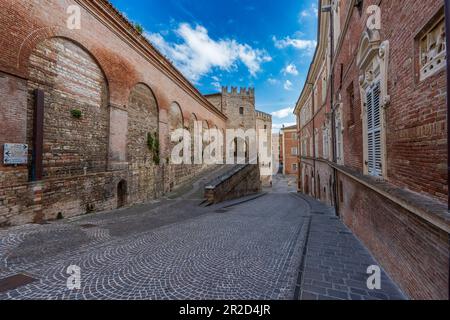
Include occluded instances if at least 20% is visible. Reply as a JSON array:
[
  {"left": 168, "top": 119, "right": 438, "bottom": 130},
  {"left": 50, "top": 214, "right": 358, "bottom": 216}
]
[
  {"left": 256, "top": 110, "right": 272, "bottom": 122},
  {"left": 222, "top": 86, "right": 255, "bottom": 97}
]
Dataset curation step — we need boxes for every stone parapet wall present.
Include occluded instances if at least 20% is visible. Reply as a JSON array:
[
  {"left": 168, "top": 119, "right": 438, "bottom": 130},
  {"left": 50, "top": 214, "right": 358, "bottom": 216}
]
[
  {"left": 338, "top": 170, "right": 449, "bottom": 300},
  {"left": 204, "top": 164, "right": 261, "bottom": 204}
]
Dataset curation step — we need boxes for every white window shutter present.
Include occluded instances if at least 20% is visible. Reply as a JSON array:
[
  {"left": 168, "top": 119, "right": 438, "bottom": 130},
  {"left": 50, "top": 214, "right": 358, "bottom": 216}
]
[{"left": 366, "top": 82, "right": 382, "bottom": 177}]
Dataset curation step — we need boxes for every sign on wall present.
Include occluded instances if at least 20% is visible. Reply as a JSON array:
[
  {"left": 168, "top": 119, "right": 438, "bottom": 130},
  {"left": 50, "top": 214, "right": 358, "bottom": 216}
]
[{"left": 3, "top": 144, "right": 28, "bottom": 165}]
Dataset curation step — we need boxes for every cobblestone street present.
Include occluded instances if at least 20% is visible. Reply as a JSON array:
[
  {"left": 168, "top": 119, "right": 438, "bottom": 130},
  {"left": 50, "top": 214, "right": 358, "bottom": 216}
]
[{"left": 0, "top": 175, "right": 404, "bottom": 300}]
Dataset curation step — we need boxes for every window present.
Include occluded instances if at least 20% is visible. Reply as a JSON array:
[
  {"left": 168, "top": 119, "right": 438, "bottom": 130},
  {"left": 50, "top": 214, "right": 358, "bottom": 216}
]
[
  {"left": 291, "top": 147, "right": 298, "bottom": 156},
  {"left": 335, "top": 114, "right": 343, "bottom": 164},
  {"left": 239, "top": 107, "right": 244, "bottom": 115},
  {"left": 314, "top": 85, "right": 319, "bottom": 112},
  {"left": 322, "top": 68, "right": 328, "bottom": 104},
  {"left": 314, "top": 129, "right": 319, "bottom": 158},
  {"left": 366, "top": 82, "right": 382, "bottom": 176},
  {"left": 420, "top": 17, "right": 446, "bottom": 81},
  {"left": 292, "top": 133, "right": 298, "bottom": 141},
  {"left": 264, "top": 125, "right": 267, "bottom": 130},
  {"left": 292, "top": 163, "right": 298, "bottom": 171},
  {"left": 333, "top": 0, "right": 341, "bottom": 51},
  {"left": 301, "top": 139, "right": 307, "bottom": 157}
]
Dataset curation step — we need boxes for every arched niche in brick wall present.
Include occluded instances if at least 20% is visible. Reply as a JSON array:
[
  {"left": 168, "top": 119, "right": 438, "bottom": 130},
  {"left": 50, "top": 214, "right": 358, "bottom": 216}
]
[
  {"left": 28, "top": 36, "right": 110, "bottom": 179},
  {"left": 127, "top": 83, "right": 159, "bottom": 165},
  {"left": 169, "top": 102, "right": 184, "bottom": 132},
  {"left": 168, "top": 102, "right": 184, "bottom": 152}
]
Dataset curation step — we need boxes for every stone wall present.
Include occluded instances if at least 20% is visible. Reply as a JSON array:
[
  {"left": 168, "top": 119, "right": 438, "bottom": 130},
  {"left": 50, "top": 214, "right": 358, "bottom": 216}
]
[
  {"left": 219, "top": 87, "right": 256, "bottom": 131},
  {"left": 0, "top": 0, "right": 227, "bottom": 226},
  {"left": 204, "top": 165, "right": 261, "bottom": 204},
  {"left": 0, "top": 163, "right": 210, "bottom": 227},
  {"left": 256, "top": 111, "right": 272, "bottom": 187}
]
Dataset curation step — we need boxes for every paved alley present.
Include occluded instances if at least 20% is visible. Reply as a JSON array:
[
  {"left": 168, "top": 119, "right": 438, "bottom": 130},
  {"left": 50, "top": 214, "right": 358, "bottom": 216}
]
[{"left": 0, "top": 175, "right": 405, "bottom": 300}]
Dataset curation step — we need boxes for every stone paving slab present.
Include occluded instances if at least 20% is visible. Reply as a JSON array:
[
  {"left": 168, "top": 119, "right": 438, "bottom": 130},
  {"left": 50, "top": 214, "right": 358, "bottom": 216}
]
[
  {"left": 0, "top": 175, "right": 406, "bottom": 300},
  {"left": 0, "top": 190, "right": 309, "bottom": 300},
  {"left": 293, "top": 194, "right": 406, "bottom": 301}
]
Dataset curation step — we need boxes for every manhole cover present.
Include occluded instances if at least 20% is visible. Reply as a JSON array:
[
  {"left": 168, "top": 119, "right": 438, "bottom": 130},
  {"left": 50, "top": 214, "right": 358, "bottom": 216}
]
[
  {"left": 0, "top": 274, "right": 37, "bottom": 293},
  {"left": 80, "top": 224, "right": 97, "bottom": 229}
]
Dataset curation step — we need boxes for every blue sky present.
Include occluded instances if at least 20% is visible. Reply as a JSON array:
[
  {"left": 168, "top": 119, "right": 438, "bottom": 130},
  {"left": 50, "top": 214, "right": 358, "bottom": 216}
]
[{"left": 110, "top": 0, "right": 318, "bottom": 130}]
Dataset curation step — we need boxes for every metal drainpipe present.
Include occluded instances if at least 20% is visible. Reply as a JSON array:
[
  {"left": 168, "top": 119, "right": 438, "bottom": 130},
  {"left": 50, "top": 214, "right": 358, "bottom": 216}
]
[{"left": 445, "top": 0, "right": 450, "bottom": 301}]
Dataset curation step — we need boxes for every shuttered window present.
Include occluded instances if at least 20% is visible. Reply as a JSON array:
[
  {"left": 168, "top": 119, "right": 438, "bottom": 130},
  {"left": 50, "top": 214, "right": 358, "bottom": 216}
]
[
  {"left": 323, "top": 128, "right": 329, "bottom": 159},
  {"left": 366, "top": 82, "right": 382, "bottom": 176},
  {"left": 335, "top": 117, "right": 343, "bottom": 162}
]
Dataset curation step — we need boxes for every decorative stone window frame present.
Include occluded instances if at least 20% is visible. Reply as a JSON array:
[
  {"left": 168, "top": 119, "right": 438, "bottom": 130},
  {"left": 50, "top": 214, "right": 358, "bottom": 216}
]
[
  {"left": 357, "top": 29, "right": 390, "bottom": 178},
  {"left": 321, "top": 62, "right": 328, "bottom": 105},
  {"left": 418, "top": 14, "right": 446, "bottom": 81},
  {"left": 314, "top": 128, "right": 319, "bottom": 158},
  {"left": 299, "top": 97, "right": 312, "bottom": 128},
  {"left": 322, "top": 117, "right": 331, "bottom": 161},
  {"left": 332, "top": 0, "right": 341, "bottom": 52},
  {"left": 334, "top": 102, "right": 344, "bottom": 165},
  {"left": 301, "top": 128, "right": 311, "bottom": 158}
]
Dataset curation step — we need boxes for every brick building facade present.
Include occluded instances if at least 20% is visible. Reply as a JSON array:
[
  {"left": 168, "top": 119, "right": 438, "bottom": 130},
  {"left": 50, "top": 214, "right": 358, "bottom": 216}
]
[
  {"left": 281, "top": 125, "right": 299, "bottom": 176},
  {"left": 0, "top": 0, "right": 231, "bottom": 226},
  {"left": 294, "top": 0, "right": 449, "bottom": 299}
]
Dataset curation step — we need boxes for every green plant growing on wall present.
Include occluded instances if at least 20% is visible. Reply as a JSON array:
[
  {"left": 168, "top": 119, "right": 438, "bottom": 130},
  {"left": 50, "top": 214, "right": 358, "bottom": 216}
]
[
  {"left": 147, "top": 132, "right": 160, "bottom": 165},
  {"left": 134, "top": 23, "right": 144, "bottom": 34},
  {"left": 71, "top": 109, "right": 82, "bottom": 119}
]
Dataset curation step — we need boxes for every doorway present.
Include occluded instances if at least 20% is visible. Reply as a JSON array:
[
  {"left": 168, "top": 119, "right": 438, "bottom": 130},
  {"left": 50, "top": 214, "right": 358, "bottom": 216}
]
[{"left": 117, "top": 180, "right": 127, "bottom": 208}]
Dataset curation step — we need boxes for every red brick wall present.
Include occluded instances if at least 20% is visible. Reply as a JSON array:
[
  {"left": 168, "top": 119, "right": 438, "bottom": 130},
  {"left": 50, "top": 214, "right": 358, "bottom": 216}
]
[
  {"left": 27, "top": 37, "right": 110, "bottom": 178},
  {"left": 0, "top": 0, "right": 227, "bottom": 226},
  {"left": 296, "top": 0, "right": 449, "bottom": 300},
  {"left": 334, "top": 0, "right": 447, "bottom": 202},
  {"left": 282, "top": 129, "right": 298, "bottom": 175},
  {"left": 338, "top": 172, "right": 449, "bottom": 300}
]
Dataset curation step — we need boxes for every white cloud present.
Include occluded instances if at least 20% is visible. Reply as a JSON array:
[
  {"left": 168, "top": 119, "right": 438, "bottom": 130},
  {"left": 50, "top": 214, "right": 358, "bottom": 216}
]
[
  {"left": 284, "top": 80, "right": 293, "bottom": 91},
  {"left": 146, "top": 23, "right": 271, "bottom": 82},
  {"left": 271, "top": 107, "right": 294, "bottom": 119},
  {"left": 273, "top": 36, "right": 317, "bottom": 54},
  {"left": 273, "top": 122, "right": 296, "bottom": 130},
  {"left": 283, "top": 64, "right": 299, "bottom": 76},
  {"left": 211, "top": 81, "right": 221, "bottom": 91},
  {"left": 267, "top": 78, "right": 279, "bottom": 85},
  {"left": 299, "top": 4, "right": 318, "bottom": 21}
]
